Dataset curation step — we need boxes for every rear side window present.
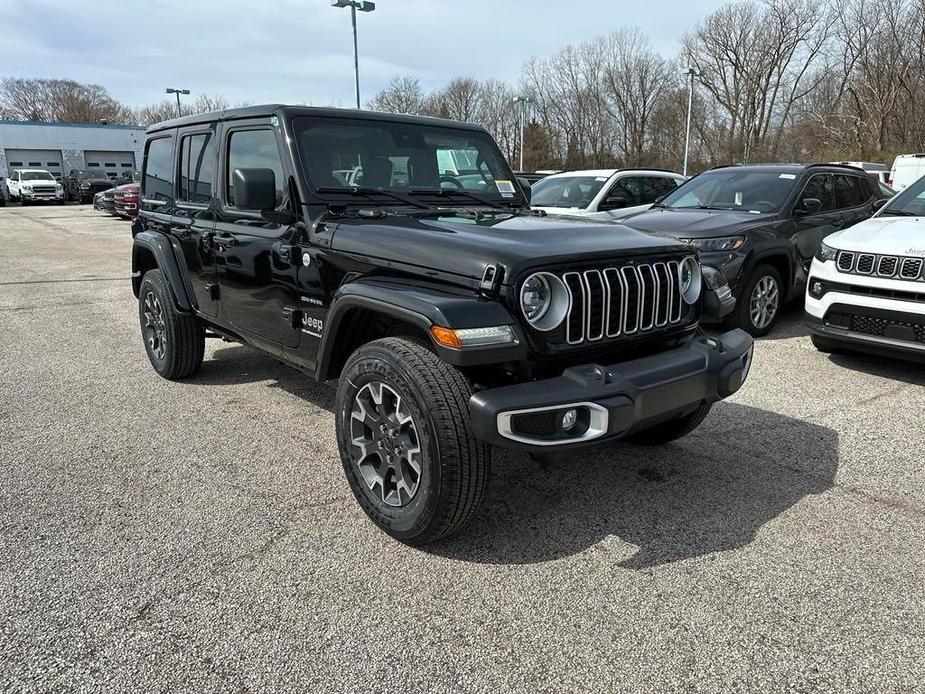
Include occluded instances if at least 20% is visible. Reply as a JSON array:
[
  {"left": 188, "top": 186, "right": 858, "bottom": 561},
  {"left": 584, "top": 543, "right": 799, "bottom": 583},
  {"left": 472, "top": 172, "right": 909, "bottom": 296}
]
[
  {"left": 226, "top": 129, "right": 284, "bottom": 207},
  {"left": 178, "top": 133, "right": 215, "bottom": 203},
  {"left": 834, "top": 175, "right": 867, "bottom": 208},
  {"left": 143, "top": 137, "right": 174, "bottom": 201},
  {"left": 609, "top": 177, "right": 641, "bottom": 205},
  {"left": 639, "top": 176, "right": 679, "bottom": 203},
  {"left": 801, "top": 174, "right": 836, "bottom": 212}
]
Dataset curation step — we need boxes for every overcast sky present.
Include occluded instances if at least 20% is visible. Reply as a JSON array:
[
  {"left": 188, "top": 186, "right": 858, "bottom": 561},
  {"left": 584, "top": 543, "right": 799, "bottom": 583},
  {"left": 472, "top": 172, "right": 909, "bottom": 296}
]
[{"left": 1, "top": 0, "right": 727, "bottom": 108}]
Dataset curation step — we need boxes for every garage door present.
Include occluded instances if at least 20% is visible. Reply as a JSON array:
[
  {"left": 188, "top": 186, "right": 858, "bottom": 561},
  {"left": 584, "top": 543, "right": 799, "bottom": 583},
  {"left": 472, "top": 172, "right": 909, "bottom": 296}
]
[
  {"left": 5, "top": 148, "right": 64, "bottom": 180},
  {"left": 84, "top": 150, "right": 136, "bottom": 181}
]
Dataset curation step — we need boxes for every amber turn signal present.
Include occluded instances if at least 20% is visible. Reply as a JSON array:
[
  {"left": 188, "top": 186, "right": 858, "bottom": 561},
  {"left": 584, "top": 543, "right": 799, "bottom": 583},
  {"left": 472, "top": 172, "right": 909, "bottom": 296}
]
[{"left": 430, "top": 326, "right": 462, "bottom": 349}]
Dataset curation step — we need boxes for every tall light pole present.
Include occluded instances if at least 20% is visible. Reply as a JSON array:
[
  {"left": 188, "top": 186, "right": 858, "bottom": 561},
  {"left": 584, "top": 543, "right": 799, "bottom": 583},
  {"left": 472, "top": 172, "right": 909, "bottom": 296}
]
[
  {"left": 681, "top": 67, "right": 701, "bottom": 177},
  {"left": 331, "top": 0, "right": 376, "bottom": 109},
  {"left": 165, "top": 88, "right": 190, "bottom": 118},
  {"left": 512, "top": 95, "right": 533, "bottom": 171}
]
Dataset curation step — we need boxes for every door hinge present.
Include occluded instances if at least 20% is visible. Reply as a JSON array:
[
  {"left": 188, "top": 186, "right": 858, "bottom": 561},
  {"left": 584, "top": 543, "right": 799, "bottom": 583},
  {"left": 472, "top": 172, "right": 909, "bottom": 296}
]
[
  {"left": 479, "top": 263, "right": 505, "bottom": 297},
  {"left": 282, "top": 306, "right": 302, "bottom": 329},
  {"left": 204, "top": 283, "right": 220, "bottom": 300}
]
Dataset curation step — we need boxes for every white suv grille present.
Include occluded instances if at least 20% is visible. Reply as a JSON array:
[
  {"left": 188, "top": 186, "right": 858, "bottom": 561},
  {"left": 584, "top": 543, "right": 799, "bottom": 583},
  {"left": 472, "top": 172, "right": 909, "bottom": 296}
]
[{"left": 835, "top": 250, "right": 925, "bottom": 282}]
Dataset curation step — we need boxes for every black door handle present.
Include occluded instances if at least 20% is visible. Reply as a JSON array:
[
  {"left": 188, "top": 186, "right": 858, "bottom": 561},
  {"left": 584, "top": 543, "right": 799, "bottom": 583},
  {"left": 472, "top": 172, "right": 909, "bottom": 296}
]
[{"left": 214, "top": 233, "right": 237, "bottom": 246}]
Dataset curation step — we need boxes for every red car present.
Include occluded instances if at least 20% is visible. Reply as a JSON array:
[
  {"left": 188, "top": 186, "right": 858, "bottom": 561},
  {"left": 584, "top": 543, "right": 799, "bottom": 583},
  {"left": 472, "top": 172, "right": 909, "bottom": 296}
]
[{"left": 113, "top": 183, "right": 139, "bottom": 218}]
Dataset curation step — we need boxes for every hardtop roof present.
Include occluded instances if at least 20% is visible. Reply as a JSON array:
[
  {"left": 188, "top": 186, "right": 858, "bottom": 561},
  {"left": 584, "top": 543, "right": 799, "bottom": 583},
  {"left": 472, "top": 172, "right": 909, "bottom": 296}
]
[{"left": 146, "top": 104, "right": 489, "bottom": 135}]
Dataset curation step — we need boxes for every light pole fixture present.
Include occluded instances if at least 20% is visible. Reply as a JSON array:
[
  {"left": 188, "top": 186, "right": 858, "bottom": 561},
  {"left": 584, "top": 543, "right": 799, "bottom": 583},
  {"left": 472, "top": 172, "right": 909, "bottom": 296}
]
[
  {"left": 512, "top": 96, "right": 534, "bottom": 172},
  {"left": 165, "top": 88, "right": 190, "bottom": 118},
  {"left": 681, "top": 67, "right": 701, "bottom": 177},
  {"left": 331, "top": 0, "right": 376, "bottom": 109}
]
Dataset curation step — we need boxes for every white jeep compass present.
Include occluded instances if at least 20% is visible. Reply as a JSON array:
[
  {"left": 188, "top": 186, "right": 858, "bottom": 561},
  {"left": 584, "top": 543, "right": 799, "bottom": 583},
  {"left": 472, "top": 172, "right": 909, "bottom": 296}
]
[{"left": 806, "top": 175, "right": 925, "bottom": 362}]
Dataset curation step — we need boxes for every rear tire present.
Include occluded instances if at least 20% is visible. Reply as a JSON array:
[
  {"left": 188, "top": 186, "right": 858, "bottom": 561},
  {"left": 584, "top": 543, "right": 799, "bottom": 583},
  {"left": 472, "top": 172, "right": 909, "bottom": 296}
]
[
  {"left": 138, "top": 269, "right": 204, "bottom": 380},
  {"left": 335, "top": 337, "right": 491, "bottom": 545},
  {"left": 625, "top": 402, "right": 712, "bottom": 445}
]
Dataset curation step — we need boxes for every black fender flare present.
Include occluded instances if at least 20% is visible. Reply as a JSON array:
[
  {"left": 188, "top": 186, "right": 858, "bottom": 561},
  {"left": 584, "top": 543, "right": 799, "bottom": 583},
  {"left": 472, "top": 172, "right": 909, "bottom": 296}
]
[
  {"left": 132, "top": 231, "right": 193, "bottom": 311},
  {"left": 740, "top": 244, "right": 797, "bottom": 291},
  {"left": 315, "top": 277, "right": 527, "bottom": 380}
]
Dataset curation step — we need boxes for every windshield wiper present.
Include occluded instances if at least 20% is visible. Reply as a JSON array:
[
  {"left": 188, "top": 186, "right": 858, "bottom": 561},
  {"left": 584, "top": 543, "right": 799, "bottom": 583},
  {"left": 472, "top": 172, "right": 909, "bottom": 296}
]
[
  {"left": 408, "top": 186, "right": 507, "bottom": 209},
  {"left": 316, "top": 186, "right": 434, "bottom": 210}
]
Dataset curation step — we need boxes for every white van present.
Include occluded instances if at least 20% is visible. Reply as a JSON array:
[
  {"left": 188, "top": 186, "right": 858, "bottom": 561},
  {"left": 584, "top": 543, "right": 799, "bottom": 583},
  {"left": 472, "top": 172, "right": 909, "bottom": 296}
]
[{"left": 888, "top": 154, "right": 925, "bottom": 191}]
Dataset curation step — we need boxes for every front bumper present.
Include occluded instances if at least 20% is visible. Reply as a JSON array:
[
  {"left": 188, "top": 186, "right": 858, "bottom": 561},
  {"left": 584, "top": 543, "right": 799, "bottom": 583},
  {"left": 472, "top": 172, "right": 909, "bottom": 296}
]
[
  {"left": 21, "top": 189, "right": 64, "bottom": 201},
  {"left": 470, "top": 329, "right": 753, "bottom": 451},
  {"left": 805, "top": 258, "right": 925, "bottom": 362}
]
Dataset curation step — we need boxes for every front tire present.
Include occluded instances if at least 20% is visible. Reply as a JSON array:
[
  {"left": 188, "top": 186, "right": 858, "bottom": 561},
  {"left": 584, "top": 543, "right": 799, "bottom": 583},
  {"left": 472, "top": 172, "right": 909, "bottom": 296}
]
[
  {"left": 625, "top": 402, "right": 712, "bottom": 445},
  {"left": 731, "top": 264, "right": 783, "bottom": 337},
  {"left": 336, "top": 337, "right": 491, "bottom": 546},
  {"left": 138, "top": 269, "right": 204, "bottom": 380}
]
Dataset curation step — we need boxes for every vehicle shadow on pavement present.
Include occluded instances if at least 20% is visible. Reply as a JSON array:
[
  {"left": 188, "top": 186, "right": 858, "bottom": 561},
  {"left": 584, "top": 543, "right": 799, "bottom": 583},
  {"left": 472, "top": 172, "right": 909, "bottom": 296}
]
[
  {"left": 431, "top": 402, "right": 839, "bottom": 568},
  {"left": 199, "top": 346, "right": 839, "bottom": 569},
  {"left": 825, "top": 352, "right": 925, "bottom": 385}
]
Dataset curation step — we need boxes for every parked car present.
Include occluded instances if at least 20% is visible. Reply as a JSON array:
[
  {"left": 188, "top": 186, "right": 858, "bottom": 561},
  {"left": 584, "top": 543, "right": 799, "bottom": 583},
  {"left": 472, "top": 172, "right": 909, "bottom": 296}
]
[
  {"left": 131, "top": 104, "right": 752, "bottom": 545},
  {"left": 831, "top": 161, "right": 889, "bottom": 185},
  {"left": 63, "top": 169, "right": 116, "bottom": 203},
  {"left": 94, "top": 187, "right": 117, "bottom": 213},
  {"left": 806, "top": 174, "right": 925, "bottom": 362},
  {"left": 888, "top": 154, "right": 925, "bottom": 191},
  {"left": 5, "top": 169, "right": 65, "bottom": 205},
  {"left": 513, "top": 171, "right": 551, "bottom": 185},
  {"left": 620, "top": 163, "right": 891, "bottom": 336},
  {"left": 114, "top": 183, "right": 140, "bottom": 217},
  {"left": 529, "top": 169, "right": 685, "bottom": 222}
]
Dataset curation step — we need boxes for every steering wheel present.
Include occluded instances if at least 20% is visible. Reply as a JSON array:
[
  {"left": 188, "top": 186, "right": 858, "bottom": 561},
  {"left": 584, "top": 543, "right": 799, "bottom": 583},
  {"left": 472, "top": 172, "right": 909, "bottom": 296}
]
[
  {"left": 750, "top": 200, "right": 776, "bottom": 212},
  {"left": 439, "top": 176, "right": 463, "bottom": 189}
]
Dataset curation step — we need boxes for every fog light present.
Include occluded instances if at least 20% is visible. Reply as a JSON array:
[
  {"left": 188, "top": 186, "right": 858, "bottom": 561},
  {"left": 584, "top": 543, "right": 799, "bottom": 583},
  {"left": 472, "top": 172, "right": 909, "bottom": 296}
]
[
  {"left": 561, "top": 408, "right": 578, "bottom": 430},
  {"left": 810, "top": 280, "right": 824, "bottom": 298}
]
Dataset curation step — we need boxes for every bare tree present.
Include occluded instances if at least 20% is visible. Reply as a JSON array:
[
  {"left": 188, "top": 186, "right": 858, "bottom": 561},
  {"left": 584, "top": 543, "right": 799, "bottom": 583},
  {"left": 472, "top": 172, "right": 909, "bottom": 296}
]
[
  {"left": 367, "top": 75, "right": 425, "bottom": 114},
  {"left": 0, "top": 77, "right": 132, "bottom": 124}
]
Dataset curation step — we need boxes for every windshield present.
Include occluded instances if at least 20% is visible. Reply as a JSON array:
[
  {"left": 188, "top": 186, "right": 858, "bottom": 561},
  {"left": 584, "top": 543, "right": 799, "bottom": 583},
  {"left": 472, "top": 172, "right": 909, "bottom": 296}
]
[
  {"left": 880, "top": 175, "right": 925, "bottom": 216},
  {"left": 293, "top": 116, "right": 520, "bottom": 203},
  {"left": 22, "top": 171, "right": 55, "bottom": 182},
  {"left": 659, "top": 170, "right": 798, "bottom": 213},
  {"left": 530, "top": 175, "right": 609, "bottom": 208}
]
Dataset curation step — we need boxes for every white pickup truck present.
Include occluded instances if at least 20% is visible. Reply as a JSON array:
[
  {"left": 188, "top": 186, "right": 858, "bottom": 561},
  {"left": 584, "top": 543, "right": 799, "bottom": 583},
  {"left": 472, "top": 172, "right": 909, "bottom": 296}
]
[{"left": 6, "top": 169, "right": 65, "bottom": 205}]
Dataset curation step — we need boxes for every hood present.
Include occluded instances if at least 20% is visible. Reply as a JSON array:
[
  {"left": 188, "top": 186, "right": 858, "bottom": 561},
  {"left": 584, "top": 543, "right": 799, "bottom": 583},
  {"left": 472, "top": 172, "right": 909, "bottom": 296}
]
[
  {"left": 621, "top": 207, "right": 770, "bottom": 239},
  {"left": 826, "top": 216, "right": 925, "bottom": 256},
  {"left": 329, "top": 211, "right": 690, "bottom": 283},
  {"left": 116, "top": 183, "right": 140, "bottom": 193}
]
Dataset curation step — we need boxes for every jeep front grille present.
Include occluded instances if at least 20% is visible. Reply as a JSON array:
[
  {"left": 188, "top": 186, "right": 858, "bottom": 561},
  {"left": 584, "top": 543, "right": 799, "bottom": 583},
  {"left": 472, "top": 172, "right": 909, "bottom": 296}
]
[
  {"left": 562, "top": 260, "right": 685, "bottom": 345},
  {"left": 836, "top": 250, "right": 925, "bottom": 282}
]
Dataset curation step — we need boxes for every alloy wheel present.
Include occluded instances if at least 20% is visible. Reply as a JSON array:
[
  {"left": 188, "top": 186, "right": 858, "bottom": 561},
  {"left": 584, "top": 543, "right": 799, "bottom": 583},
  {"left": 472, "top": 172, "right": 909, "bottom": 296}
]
[
  {"left": 749, "top": 275, "right": 780, "bottom": 330},
  {"left": 143, "top": 291, "right": 167, "bottom": 360},
  {"left": 350, "top": 381, "right": 422, "bottom": 507}
]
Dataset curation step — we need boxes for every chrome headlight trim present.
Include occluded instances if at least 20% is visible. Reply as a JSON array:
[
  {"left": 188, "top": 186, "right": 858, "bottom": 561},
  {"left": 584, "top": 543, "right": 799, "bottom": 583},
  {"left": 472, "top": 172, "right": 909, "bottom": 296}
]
[
  {"left": 679, "top": 256, "right": 702, "bottom": 305},
  {"left": 520, "top": 271, "right": 569, "bottom": 331}
]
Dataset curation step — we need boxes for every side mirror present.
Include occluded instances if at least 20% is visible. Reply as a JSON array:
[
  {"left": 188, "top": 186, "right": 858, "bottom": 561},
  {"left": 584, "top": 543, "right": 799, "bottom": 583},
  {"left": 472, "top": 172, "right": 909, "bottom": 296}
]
[
  {"left": 516, "top": 176, "right": 531, "bottom": 204},
  {"left": 872, "top": 197, "right": 889, "bottom": 212},
  {"left": 797, "top": 197, "right": 821, "bottom": 215},
  {"left": 231, "top": 168, "right": 276, "bottom": 210},
  {"left": 599, "top": 195, "right": 629, "bottom": 211}
]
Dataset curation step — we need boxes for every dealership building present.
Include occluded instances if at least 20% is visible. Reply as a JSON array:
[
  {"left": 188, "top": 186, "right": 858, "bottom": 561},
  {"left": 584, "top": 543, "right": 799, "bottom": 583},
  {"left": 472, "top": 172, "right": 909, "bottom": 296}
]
[{"left": 0, "top": 120, "right": 145, "bottom": 182}]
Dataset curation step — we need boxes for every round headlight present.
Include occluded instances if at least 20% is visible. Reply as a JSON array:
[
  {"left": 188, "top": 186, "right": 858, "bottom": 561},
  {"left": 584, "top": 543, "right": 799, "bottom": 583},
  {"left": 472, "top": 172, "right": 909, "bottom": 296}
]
[
  {"left": 520, "top": 272, "right": 569, "bottom": 331},
  {"left": 679, "top": 256, "right": 702, "bottom": 305}
]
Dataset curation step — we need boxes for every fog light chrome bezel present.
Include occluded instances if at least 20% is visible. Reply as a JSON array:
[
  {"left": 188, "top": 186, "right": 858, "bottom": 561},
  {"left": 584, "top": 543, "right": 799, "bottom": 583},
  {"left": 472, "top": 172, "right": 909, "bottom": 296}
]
[{"left": 497, "top": 402, "right": 609, "bottom": 446}]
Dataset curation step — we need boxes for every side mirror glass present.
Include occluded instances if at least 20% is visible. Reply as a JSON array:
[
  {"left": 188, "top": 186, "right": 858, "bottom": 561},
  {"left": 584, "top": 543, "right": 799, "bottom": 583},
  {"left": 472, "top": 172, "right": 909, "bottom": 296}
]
[
  {"left": 798, "top": 197, "right": 822, "bottom": 215},
  {"left": 516, "top": 176, "right": 531, "bottom": 204},
  {"left": 231, "top": 168, "right": 276, "bottom": 210}
]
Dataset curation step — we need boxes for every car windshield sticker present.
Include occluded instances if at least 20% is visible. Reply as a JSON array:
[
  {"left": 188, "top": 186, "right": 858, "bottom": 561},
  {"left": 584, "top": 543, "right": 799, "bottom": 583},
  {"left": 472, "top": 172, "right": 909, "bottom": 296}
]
[
  {"left": 779, "top": 173, "right": 796, "bottom": 179},
  {"left": 495, "top": 180, "right": 515, "bottom": 197}
]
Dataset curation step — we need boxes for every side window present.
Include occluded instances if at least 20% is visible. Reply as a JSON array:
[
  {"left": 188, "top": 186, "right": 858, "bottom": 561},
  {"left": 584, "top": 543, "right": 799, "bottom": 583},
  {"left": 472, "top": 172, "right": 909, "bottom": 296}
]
[
  {"left": 800, "top": 174, "right": 836, "bottom": 212},
  {"left": 178, "top": 133, "right": 215, "bottom": 203},
  {"left": 226, "top": 129, "right": 284, "bottom": 207},
  {"left": 143, "top": 137, "right": 175, "bottom": 201},
  {"left": 834, "top": 174, "right": 868, "bottom": 209},
  {"left": 637, "top": 176, "right": 676, "bottom": 204},
  {"left": 609, "top": 176, "right": 641, "bottom": 205}
]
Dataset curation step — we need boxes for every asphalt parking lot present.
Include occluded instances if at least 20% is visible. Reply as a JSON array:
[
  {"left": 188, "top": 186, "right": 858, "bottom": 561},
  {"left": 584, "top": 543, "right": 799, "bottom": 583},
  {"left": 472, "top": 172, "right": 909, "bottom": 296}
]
[{"left": 1, "top": 205, "right": 923, "bottom": 693}]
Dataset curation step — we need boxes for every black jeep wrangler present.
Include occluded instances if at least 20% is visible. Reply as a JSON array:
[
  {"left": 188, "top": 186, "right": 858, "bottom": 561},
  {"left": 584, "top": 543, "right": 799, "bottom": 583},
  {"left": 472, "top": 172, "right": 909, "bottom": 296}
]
[
  {"left": 64, "top": 169, "right": 116, "bottom": 203},
  {"left": 131, "top": 105, "right": 753, "bottom": 545}
]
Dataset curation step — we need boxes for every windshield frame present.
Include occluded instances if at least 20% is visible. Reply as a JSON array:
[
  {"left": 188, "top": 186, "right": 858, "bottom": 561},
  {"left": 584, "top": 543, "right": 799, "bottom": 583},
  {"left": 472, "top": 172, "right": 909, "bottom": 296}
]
[
  {"left": 879, "top": 175, "right": 925, "bottom": 217},
  {"left": 289, "top": 114, "right": 525, "bottom": 208},
  {"left": 657, "top": 168, "right": 800, "bottom": 214},
  {"left": 21, "top": 171, "right": 56, "bottom": 182}
]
